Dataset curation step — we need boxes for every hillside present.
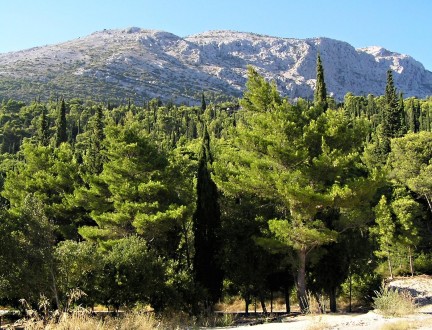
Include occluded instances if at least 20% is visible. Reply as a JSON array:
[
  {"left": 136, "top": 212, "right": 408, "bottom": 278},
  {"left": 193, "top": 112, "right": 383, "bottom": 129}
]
[{"left": 0, "top": 27, "right": 431, "bottom": 103}]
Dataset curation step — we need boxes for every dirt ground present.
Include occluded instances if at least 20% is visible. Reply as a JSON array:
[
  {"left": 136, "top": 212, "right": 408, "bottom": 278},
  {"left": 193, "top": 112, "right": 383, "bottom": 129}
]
[
  {"left": 220, "top": 276, "right": 432, "bottom": 330},
  {"left": 224, "top": 311, "right": 432, "bottom": 330}
]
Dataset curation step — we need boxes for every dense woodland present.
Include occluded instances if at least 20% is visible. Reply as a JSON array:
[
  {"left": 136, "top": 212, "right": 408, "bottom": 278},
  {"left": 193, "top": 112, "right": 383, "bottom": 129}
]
[{"left": 1, "top": 56, "right": 432, "bottom": 316}]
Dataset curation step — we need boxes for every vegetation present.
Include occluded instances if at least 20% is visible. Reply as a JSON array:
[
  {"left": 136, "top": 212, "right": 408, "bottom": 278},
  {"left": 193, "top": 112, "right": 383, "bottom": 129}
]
[
  {"left": 1, "top": 55, "right": 432, "bottom": 326},
  {"left": 372, "top": 285, "right": 417, "bottom": 317}
]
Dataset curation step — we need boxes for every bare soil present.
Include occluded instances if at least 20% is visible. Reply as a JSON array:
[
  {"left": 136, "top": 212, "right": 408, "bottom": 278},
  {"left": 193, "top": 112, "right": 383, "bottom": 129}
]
[{"left": 219, "top": 276, "right": 432, "bottom": 330}]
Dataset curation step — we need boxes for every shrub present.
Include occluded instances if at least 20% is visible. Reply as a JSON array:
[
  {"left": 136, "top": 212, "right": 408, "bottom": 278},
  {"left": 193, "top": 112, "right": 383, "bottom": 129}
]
[
  {"left": 379, "top": 320, "right": 415, "bottom": 330},
  {"left": 372, "top": 284, "right": 417, "bottom": 317},
  {"left": 414, "top": 252, "right": 432, "bottom": 274}
]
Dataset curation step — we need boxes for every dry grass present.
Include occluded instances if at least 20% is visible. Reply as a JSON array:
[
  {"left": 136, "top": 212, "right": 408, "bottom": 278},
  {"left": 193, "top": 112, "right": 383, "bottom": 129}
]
[
  {"left": 379, "top": 320, "right": 418, "bottom": 330},
  {"left": 305, "top": 316, "right": 331, "bottom": 330},
  {"left": 373, "top": 285, "right": 417, "bottom": 317},
  {"left": 10, "top": 312, "right": 159, "bottom": 330},
  {"left": 11, "top": 310, "right": 237, "bottom": 329}
]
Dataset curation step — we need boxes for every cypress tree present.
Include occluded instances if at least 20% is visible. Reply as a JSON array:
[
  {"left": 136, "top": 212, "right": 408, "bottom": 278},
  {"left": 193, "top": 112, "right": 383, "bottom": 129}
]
[
  {"left": 201, "top": 92, "right": 207, "bottom": 113},
  {"left": 379, "top": 70, "right": 405, "bottom": 154},
  {"left": 427, "top": 107, "right": 431, "bottom": 132},
  {"left": 37, "top": 106, "right": 50, "bottom": 146},
  {"left": 55, "top": 99, "right": 68, "bottom": 146},
  {"left": 193, "top": 126, "right": 223, "bottom": 309},
  {"left": 385, "top": 69, "right": 398, "bottom": 110},
  {"left": 398, "top": 92, "right": 407, "bottom": 136},
  {"left": 87, "top": 106, "right": 105, "bottom": 174},
  {"left": 314, "top": 53, "right": 328, "bottom": 111},
  {"left": 414, "top": 100, "right": 421, "bottom": 132}
]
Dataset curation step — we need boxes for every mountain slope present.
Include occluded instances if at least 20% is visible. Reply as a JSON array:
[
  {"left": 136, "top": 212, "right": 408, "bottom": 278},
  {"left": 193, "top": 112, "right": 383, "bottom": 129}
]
[{"left": 0, "top": 27, "right": 431, "bottom": 103}]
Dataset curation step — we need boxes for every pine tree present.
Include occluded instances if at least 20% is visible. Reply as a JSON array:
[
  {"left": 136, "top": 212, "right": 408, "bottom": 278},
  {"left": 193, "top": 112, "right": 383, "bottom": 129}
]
[
  {"left": 55, "top": 99, "right": 68, "bottom": 146},
  {"left": 193, "top": 126, "right": 223, "bottom": 308},
  {"left": 78, "top": 117, "right": 187, "bottom": 257},
  {"left": 215, "top": 68, "right": 377, "bottom": 313},
  {"left": 314, "top": 53, "right": 328, "bottom": 111}
]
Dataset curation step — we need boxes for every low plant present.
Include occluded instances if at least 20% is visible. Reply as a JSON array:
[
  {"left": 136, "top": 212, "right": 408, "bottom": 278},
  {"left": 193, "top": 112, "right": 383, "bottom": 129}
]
[
  {"left": 372, "top": 284, "right": 417, "bottom": 317},
  {"left": 379, "top": 320, "right": 416, "bottom": 330},
  {"left": 300, "top": 291, "right": 328, "bottom": 315},
  {"left": 306, "top": 316, "right": 330, "bottom": 330}
]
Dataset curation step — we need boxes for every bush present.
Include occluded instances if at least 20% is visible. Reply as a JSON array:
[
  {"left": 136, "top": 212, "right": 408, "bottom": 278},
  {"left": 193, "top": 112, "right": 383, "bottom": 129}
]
[
  {"left": 414, "top": 252, "right": 432, "bottom": 274},
  {"left": 372, "top": 284, "right": 417, "bottom": 317}
]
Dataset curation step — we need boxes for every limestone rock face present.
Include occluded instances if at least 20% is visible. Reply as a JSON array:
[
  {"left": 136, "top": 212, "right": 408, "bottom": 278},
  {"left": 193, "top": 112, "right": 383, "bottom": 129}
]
[{"left": 0, "top": 27, "right": 431, "bottom": 103}]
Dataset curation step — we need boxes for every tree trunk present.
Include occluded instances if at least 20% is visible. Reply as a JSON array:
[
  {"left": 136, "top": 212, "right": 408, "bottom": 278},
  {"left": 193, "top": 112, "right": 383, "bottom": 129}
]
[
  {"left": 349, "top": 271, "right": 352, "bottom": 313},
  {"left": 285, "top": 286, "right": 290, "bottom": 313},
  {"left": 425, "top": 194, "right": 432, "bottom": 214},
  {"left": 259, "top": 293, "right": 267, "bottom": 314},
  {"left": 387, "top": 251, "right": 394, "bottom": 279},
  {"left": 245, "top": 295, "right": 250, "bottom": 315},
  {"left": 297, "top": 248, "right": 308, "bottom": 313},
  {"left": 270, "top": 291, "right": 273, "bottom": 313},
  {"left": 181, "top": 221, "right": 191, "bottom": 269},
  {"left": 50, "top": 267, "right": 60, "bottom": 310},
  {"left": 409, "top": 246, "right": 414, "bottom": 277},
  {"left": 329, "top": 287, "right": 337, "bottom": 313}
]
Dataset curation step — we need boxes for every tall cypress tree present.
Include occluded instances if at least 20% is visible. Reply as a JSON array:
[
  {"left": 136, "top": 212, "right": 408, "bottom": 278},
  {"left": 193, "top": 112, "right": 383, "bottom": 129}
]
[
  {"left": 398, "top": 92, "right": 407, "bottom": 135},
  {"left": 193, "top": 126, "right": 223, "bottom": 309},
  {"left": 201, "top": 92, "right": 207, "bottom": 113},
  {"left": 414, "top": 100, "right": 421, "bottom": 133},
  {"left": 86, "top": 106, "right": 105, "bottom": 174},
  {"left": 383, "top": 70, "right": 404, "bottom": 137},
  {"left": 55, "top": 99, "right": 68, "bottom": 146},
  {"left": 37, "top": 106, "right": 50, "bottom": 146},
  {"left": 379, "top": 70, "right": 405, "bottom": 154},
  {"left": 314, "top": 53, "right": 328, "bottom": 111}
]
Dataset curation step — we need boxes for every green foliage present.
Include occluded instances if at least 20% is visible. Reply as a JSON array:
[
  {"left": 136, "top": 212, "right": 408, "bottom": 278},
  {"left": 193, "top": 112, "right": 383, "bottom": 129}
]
[
  {"left": 371, "top": 196, "right": 395, "bottom": 258},
  {"left": 389, "top": 132, "right": 432, "bottom": 213},
  {"left": 101, "top": 235, "right": 166, "bottom": 310},
  {"left": 2, "top": 141, "right": 84, "bottom": 240},
  {"left": 215, "top": 67, "right": 377, "bottom": 312},
  {"left": 0, "top": 195, "right": 54, "bottom": 305},
  {"left": 54, "top": 240, "right": 102, "bottom": 307},
  {"left": 414, "top": 252, "right": 432, "bottom": 274},
  {"left": 240, "top": 66, "right": 281, "bottom": 113},
  {"left": 1, "top": 65, "right": 432, "bottom": 315},
  {"left": 78, "top": 117, "right": 188, "bottom": 261}
]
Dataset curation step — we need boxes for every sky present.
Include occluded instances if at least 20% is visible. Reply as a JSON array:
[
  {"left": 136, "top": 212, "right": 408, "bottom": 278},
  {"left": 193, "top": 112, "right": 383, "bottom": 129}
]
[{"left": 1, "top": 0, "right": 431, "bottom": 70}]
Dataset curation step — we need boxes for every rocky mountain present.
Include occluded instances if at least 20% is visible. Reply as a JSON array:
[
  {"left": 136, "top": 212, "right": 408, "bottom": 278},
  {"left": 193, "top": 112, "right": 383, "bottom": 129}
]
[{"left": 0, "top": 27, "right": 431, "bottom": 104}]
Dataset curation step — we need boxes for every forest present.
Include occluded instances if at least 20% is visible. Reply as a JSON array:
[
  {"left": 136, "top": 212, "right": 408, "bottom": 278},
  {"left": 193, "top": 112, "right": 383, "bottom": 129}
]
[{"left": 1, "top": 55, "right": 432, "bottom": 317}]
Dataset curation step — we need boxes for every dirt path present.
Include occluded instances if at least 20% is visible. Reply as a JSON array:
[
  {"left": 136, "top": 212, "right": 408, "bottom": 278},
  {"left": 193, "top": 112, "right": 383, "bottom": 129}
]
[
  {"left": 219, "top": 276, "right": 432, "bottom": 330},
  {"left": 221, "top": 311, "right": 432, "bottom": 330}
]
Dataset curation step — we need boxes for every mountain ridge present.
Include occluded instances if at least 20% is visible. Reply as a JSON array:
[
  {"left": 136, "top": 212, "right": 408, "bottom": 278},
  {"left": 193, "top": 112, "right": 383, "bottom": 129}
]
[{"left": 0, "top": 27, "right": 430, "bottom": 104}]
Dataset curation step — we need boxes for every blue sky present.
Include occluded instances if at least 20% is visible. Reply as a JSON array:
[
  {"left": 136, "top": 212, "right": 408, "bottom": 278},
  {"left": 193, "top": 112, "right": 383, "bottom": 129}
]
[{"left": 1, "top": 0, "right": 431, "bottom": 70}]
